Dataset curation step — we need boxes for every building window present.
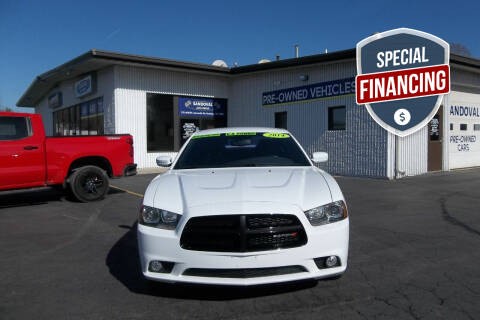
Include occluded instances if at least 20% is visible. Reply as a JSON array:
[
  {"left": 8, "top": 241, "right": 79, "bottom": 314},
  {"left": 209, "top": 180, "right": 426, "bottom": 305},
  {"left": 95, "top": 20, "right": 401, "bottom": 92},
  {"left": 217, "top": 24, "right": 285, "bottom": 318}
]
[
  {"left": 460, "top": 124, "right": 467, "bottom": 131},
  {"left": 275, "top": 112, "right": 287, "bottom": 129},
  {"left": 328, "top": 106, "right": 346, "bottom": 130},
  {"left": 147, "top": 93, "right": 174, "bottom": 152},
  {"left": 474, "top": 124, "right": 480, "bottom": 131},
  {"left": 53, "top": 97, "right": 103, "bottom": 136},
  {"left": 450, "top": 123, "right": 454, "bottom": 130}
]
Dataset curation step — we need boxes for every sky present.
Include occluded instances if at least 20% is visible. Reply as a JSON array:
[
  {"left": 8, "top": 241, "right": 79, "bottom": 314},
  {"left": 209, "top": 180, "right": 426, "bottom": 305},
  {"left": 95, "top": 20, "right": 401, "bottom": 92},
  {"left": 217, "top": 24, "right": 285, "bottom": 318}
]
[{"left": 1, "top": 0, "right": 479, "bottom": 111}]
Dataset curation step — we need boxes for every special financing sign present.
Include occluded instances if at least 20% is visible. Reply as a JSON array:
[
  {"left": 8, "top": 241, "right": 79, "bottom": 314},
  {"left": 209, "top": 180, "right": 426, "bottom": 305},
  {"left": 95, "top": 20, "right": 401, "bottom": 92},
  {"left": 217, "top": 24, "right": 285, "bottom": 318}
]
[{"left": 356, "top": 28, "right": 450, "bottom": 137}]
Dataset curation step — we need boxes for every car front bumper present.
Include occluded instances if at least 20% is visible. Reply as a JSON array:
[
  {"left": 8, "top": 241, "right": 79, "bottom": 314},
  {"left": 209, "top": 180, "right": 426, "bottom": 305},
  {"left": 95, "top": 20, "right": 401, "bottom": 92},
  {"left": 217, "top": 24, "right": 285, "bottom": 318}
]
[{"left": 137, "top": 214, "right": 349, "bottom": 286}]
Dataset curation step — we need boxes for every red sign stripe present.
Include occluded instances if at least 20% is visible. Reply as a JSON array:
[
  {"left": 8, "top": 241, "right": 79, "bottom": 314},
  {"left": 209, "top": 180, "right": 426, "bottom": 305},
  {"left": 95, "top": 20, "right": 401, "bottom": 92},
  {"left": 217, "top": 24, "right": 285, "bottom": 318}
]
[{"left": 356, "top": 64, "right": 450, "bottom": 104}]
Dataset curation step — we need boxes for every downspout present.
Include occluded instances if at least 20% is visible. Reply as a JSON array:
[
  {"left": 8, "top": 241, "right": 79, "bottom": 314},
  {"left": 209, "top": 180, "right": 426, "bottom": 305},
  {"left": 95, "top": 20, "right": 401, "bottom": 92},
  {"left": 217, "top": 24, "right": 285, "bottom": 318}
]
[
  {"left": 394, "top": 135, "right": 405, "bottom": 179},
  {"left": 395, "top": 135, "right": 398, "bottom": 179}
]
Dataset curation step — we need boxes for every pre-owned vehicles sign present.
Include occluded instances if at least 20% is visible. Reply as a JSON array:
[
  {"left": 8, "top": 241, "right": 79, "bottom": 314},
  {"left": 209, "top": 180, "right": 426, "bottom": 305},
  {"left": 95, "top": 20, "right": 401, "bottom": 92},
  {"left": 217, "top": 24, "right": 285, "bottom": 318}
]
[{"left": 356, "top": 28, "right": 450, "bottom": 137}]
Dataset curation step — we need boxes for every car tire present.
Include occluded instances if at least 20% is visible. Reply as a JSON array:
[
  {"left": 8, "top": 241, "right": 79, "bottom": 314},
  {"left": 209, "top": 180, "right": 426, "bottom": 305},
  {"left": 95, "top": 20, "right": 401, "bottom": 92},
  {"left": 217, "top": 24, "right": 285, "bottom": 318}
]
[{"left": 69, "top": 165, "right": 109, "bottom": 202}]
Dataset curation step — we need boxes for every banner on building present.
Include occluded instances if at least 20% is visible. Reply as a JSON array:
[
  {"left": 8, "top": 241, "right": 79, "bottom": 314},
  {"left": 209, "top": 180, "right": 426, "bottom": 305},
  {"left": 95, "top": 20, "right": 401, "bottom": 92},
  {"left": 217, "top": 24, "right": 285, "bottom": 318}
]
[
  {"left": 178, "top": 97, "right": 227, "bottom": 118},
  {"left": 262, "top": 78, "right": 355, "bottom": 106}
]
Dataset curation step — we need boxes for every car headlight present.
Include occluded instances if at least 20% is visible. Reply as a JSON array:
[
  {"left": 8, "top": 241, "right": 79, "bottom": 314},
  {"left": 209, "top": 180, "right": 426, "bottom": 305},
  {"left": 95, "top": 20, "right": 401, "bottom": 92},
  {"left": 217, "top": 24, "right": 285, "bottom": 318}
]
[
  {"left": 304, "top": 200, "right": 348, "bottom": 226},
  {"left": 139, "top": 205, "right": 180, "bottom": 230}
]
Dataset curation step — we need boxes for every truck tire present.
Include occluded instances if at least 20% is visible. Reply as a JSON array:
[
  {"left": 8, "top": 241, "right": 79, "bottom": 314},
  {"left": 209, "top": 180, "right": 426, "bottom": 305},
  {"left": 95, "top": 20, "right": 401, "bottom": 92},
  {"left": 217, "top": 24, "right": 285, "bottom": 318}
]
[{"left": 69, "top": 165, "right": 109, "bottom": 202}]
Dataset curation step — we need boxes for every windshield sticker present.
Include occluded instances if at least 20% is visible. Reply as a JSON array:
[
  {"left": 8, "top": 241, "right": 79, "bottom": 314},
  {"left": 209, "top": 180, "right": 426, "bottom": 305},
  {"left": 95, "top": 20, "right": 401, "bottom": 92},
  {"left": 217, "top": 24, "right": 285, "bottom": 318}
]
[
  {"left": 191, "top": 133, "right": 221, "bottom": 139},
  {"left": 263, "top": 132, "right": 290, "bottom": 138},
  {"left": 193, "top": 132, "right": 290, "bottom": 139},
  {"left": 225, "top": 132, "right": 257, "bottom": 136}
]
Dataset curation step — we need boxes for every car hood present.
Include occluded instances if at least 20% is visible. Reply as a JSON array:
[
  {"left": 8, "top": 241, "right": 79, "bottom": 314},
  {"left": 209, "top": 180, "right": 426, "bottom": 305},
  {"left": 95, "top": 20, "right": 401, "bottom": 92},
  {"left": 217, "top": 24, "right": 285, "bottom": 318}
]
[{"left": 143, "top": 167, "right": 334, "bottom": 214}]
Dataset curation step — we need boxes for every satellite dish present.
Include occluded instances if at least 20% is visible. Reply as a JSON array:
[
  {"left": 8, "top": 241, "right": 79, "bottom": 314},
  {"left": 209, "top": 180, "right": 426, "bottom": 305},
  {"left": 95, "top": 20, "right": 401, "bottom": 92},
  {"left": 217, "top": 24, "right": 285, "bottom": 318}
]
[
  {"left": 212, "top": 60, "right": 228, "bottom": 67},
  {"left": 258, "top": 59, "right": 271, "bottom": 64}
]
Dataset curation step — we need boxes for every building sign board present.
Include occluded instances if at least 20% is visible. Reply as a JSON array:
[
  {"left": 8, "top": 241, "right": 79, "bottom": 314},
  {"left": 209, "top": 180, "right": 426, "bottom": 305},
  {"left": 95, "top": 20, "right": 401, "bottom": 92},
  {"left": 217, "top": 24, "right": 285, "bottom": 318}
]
[
  {"left": 429, "top": 114, "right": 440, "bottom": 141},
  {"left": 180, "top": 119, "right": 200, "bottom": 144},
  {"left": 262, "top": 78, "right": 355, "bottom": 106},
  {"left": 75, "top": 74, "right": 95, "bottom": 98},
  {"left": 450, "top": 105, "right": 480, "bottom": 118},
  {"left": 356, "top": 28, "right": 450, "bottom": 137},
  {"left": 178, "top": 97, "right": 226, "bottom": 118},
  {"left": 48, "top": 92, "right": 63, "bottom": 109},
  {"left": 449, "top": 105, "right": 479, "bottom": 153}
]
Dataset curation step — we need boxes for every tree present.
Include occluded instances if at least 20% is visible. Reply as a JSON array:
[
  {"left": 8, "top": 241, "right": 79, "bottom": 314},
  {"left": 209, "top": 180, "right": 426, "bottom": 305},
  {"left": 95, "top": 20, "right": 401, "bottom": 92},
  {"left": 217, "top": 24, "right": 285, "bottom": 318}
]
[
  {"left": 0, "top": 106, "right": 13, "bottom": 112},
  {"left": 450, "top": 43, "right": 472, "bottom": 57}
]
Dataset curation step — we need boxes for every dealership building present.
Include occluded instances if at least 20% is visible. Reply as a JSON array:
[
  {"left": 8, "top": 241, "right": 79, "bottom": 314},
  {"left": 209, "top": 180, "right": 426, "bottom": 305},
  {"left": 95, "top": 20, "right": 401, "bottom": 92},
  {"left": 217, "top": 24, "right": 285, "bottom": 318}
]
[{"left": 17, "top": 48, "right": 480, "bottom": 178}]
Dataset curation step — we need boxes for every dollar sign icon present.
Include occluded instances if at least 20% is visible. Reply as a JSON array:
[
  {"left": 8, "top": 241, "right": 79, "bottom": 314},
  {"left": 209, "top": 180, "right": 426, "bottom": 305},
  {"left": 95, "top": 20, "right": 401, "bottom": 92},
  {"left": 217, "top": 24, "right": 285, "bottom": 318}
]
[{"left": 394, "top": 109, "right": 411, "bottom": 126}]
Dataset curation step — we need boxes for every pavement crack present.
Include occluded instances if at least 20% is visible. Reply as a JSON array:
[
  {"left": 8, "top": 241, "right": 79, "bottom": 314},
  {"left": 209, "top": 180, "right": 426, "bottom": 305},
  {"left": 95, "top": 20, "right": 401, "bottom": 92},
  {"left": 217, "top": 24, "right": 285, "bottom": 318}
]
[
  {"left": 460, "top": 309, "right": 476, "bottom": 320},
  {"left": 348, "top": 305, "right": 369, "bottom": 320},
  {"left": 439, "top": 197, "right": 480, "bottom": 238},
  {"left": 394, "top": 289, "right": 422, "bottom": 320},
  {"left": 443, "top": 272, "right": 480, "bottom": 295},
  {"left": 403, "top": 283, "right": 445, "bottom": 306},
  {"left": 357, "top": 267, "right": 377, "bottom": 291},
  {"left": 18, "top": 203, "right": 106, "bottom": 262}
]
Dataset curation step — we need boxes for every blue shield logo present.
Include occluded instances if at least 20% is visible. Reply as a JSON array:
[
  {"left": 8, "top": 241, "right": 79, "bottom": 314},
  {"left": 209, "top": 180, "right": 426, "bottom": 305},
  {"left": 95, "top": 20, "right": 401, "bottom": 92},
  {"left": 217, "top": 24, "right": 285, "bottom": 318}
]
[{"left": 356, "top": 28, "right": 450, "bottom": 137}]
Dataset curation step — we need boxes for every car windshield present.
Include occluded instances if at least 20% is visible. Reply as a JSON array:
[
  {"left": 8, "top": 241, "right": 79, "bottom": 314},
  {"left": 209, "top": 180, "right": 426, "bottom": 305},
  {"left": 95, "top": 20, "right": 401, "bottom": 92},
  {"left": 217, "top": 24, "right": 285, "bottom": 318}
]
[{"left": 174, "top": 132, "right": 311, "bottom": 169}]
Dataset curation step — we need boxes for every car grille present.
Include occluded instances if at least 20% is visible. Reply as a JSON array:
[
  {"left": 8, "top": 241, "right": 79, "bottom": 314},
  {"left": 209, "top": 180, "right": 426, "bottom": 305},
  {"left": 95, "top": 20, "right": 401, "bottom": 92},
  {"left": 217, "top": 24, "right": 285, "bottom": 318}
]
[
  {"left": 180, "top": 214, "right": 307, "bottom": 252},
  {"left": 183, "top": 266, "right": 308, "bottom": 278}
]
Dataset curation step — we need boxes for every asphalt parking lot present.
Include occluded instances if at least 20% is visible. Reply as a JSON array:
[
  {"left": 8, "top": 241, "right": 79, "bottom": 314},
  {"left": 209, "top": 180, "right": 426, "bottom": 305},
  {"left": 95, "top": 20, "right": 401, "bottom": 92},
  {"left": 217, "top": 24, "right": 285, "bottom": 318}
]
[{"left": 1, "top": 169, "right": 480, "bottom": 320}]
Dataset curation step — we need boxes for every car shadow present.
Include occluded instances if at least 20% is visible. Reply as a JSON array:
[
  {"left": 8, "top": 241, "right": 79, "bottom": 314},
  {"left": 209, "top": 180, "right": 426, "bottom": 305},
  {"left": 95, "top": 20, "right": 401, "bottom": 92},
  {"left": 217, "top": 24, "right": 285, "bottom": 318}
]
[
  {"left": 0, "top": 186, "right": 125, "bottom": 208},
  {"left": 106, "top": 222, "right": 318, "bottom": 300},
  {"left": 0, "top": 188, "right": 64, "bottom": 208}
]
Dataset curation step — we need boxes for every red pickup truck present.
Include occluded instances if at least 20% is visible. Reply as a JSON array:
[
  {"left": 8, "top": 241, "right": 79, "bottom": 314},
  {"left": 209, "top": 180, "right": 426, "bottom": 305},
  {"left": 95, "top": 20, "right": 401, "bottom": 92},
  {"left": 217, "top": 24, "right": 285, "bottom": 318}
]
[{"left": 0, "top": 112, "right": 137, "bottom": 202}]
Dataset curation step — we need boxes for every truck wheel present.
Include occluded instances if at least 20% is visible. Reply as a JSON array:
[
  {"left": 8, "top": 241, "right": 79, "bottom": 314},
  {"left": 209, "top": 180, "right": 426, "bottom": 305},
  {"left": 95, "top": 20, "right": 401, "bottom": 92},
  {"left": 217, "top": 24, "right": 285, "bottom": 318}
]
[{"left": 69, "top": 166, "right": 109, "bottom": 202}]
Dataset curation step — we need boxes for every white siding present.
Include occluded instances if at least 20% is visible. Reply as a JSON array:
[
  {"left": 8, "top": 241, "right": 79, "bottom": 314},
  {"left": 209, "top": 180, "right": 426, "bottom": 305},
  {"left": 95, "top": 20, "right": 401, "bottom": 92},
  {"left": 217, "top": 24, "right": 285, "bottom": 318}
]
[
  {"left": 102, "top": 69, "right": 116, "bottom": 134},
  {"left": 446, "top": 64, "right": 480, "bottom": 170},
  {"left": 114, "top": 65, "right": 230, "bottom": 168},
  {"left": 446, "top": 91, "right": 480, "bottom": 169},
  {"left": 386, "top": 132, "right": 396, "bottom": 179},
  {"left": 229, "top": 60, "right": 389, "bottom": 178},
  {"left": 442, "top": 95, "right": 451, "bottom": 171},
  {"left": 395, "top": 127, "right": 428, "bottom": 177}
]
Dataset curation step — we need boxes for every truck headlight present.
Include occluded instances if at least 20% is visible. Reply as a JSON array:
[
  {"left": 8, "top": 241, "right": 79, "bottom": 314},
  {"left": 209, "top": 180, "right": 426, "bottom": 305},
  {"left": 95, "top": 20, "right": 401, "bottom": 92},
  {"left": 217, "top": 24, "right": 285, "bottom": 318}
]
[
  {"left": 139, "top": 205, "right": 180, "bottom": 230},
  {"left": 304, "top": 200, "right": 348, "bottom": 226}
]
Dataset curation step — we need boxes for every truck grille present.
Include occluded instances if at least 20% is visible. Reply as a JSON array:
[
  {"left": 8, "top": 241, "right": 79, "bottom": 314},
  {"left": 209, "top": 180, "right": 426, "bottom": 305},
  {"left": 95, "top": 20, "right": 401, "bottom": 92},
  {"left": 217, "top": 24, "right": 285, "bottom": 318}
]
[{"left": 180, "top": 214, "right": 307, "bottom": 252}]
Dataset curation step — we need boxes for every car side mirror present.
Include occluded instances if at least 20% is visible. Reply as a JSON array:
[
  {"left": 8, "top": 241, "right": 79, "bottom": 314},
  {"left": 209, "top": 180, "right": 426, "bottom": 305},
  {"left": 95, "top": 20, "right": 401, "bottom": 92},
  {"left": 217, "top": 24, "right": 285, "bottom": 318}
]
[
  {"left": 156, "top": 155, "right": 173, "bottom": 167},
  {"left": 312, "top": 152, "right": 328, "bottom": 163}
]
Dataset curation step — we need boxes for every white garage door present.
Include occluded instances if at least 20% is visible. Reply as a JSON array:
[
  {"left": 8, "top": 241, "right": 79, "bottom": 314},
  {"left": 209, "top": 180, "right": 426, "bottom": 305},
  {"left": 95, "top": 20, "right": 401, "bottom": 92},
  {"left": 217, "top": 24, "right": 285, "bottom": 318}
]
[{"left": 447, "top": 92, "right": 480, "bottom": 169}]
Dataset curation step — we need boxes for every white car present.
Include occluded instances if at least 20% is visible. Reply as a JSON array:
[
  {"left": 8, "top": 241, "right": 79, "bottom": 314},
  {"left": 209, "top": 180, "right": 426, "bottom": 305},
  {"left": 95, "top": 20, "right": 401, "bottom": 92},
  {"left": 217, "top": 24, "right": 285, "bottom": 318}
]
[{"left": 137, "top": 128, "right": 349, "bottom": 285}]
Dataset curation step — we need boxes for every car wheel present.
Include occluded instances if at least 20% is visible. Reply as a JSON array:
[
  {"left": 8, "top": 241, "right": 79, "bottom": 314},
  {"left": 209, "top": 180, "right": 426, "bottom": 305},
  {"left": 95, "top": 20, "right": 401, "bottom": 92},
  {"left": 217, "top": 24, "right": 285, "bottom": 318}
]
[{"left": 69, "top": 165, "right": 109, "bottom": 202}]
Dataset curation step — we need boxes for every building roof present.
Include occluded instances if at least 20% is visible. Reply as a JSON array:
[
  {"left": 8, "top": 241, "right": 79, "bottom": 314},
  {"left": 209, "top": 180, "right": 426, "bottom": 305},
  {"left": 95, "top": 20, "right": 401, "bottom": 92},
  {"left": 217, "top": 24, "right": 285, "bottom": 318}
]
[
  {"left": 16, "top": 48, "right": 480, "bottom": 107},
  {"left": 17, "top": 49, "right": 232, "bottom": 107}
]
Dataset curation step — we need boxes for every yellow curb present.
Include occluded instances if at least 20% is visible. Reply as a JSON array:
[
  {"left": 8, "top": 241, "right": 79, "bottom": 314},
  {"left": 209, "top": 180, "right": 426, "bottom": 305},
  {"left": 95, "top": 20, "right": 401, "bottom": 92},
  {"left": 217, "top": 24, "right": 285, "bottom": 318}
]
[{"left": 110, "top": 185, "right": 144, "bottom": 198}]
